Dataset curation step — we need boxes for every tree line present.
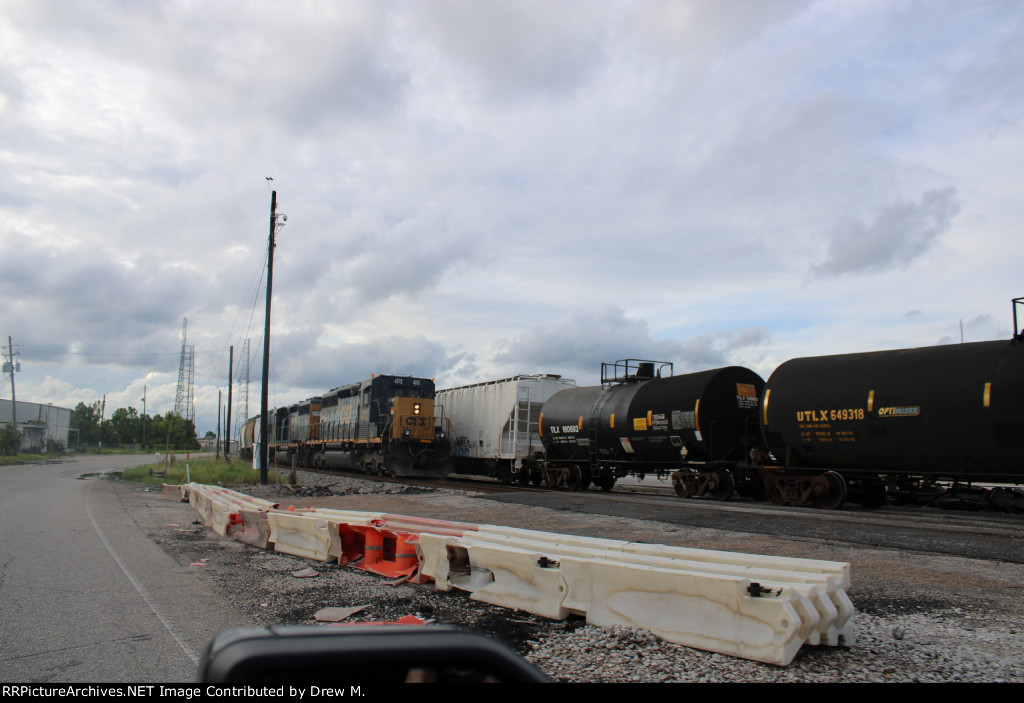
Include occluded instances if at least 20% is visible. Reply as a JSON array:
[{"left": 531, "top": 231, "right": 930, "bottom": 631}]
[{"left": 70, "top": 400, "right": 199, "bottom": 451}]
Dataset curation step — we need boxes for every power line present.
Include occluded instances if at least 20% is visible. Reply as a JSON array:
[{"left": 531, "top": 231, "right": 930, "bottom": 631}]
[
  {"left": 20, "top": 348, "right": 231, "bottom": 358},
  {"left": 197, "top": 242, "right": 269, "bottom": 390}
]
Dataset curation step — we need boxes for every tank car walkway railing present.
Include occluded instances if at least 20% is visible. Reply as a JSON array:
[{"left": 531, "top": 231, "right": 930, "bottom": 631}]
[{"left": 167, "top": 483, "right": 853, "bottom": 667}]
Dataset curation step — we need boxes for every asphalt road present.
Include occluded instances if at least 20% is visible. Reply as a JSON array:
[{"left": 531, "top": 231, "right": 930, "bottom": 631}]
[{"left": 0, "top": 455, "right": 251, "bottom": 683}]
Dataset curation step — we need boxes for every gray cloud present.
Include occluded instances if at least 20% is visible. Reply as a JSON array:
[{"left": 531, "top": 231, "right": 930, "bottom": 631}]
[
  {"left": 491, "top": 307, "right": 770, "bottom": 383},
  {"left": 269, "top": 328, "right": 466, "bottom": 394},
  {"left": 813, "top": 188, "right": 960, "bottom": 277},
  {"left": 1, "top": 1, "right": 1020, "bottom": 438},
  {"left": 936, "top": 313, "right": 999, "bottom": 345},
  {"left": 405, "top": 1, "right": 607, "bottom": 103},
  {"left": 676, "top": 327, "right": 772, "bottom": 372},
  {"left": 492, "top": 307, "right": 667, "bottom": 371}
]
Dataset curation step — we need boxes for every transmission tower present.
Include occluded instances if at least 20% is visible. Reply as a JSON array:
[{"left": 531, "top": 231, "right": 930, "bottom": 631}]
[
  {"left": 236, "top": 337, "right": 251, "bottom": 430},
  {"left": 174, "top": 318, "right": 196, "bottom": 421}
]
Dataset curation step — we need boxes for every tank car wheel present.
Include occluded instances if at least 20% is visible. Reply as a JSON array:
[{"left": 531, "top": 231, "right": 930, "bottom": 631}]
[
  {"left": 708, "top": 468, "right": 734, "bottom": 502},
  {"left": 815, "top": 471, "right": 847, "bottom": 510},
  {"left": 564, "top": 465, "right": 582, "bottom": 491},
  {"left": 597, "top": 475, "right": 616, "bottom": 492},
  {"left": 530, "top": 470, "right": 544, "bottom": 486},
  {"left": 579, "top": 468, "right": 593, "bottom": 490},
  {"left": 516, "top": 469, "right": 531, "bottom": 486},
  {"left": 765, "top": 477, "right": 788, "bottom": 506},
  {"left": 672, "top": 473, "right": 693, "bottom": 498}
]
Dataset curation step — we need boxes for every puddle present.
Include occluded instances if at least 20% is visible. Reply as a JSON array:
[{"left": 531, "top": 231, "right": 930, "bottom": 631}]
[{"left": 76, "top": 471, "right": 124, "bottom": 480}]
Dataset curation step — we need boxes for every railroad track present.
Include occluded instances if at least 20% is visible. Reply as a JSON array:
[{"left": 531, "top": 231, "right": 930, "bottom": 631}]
[{"left": 288, "top": 465, "right": 1023, "bottom": 536}]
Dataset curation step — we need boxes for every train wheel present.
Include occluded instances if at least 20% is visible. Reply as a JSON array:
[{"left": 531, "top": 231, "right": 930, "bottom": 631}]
[
  {"left": 565, "top": 465, "right": 582, "bottom": 491},
  {"left": 516, "top": 469, "right": 531, "bottom": 486},
  {"left": 672, "top": 473, "right": 693, "bottom": 498},
  {"left": 815, "top": 471, "right": 847, "bottom": 510},
  {"left": 766, "top": 477, "right": 788, "bottom": 506},
  {"left": 579, "top": 467, "right": 593, "bottom": 490},
  {"left": 597, "top": 475, "right": 616, "bottom": 492},
  {"left": 543, "top": 468, "right": 560, "bottom": 488},
  {"left": 708, "top": 468, "right": 734, "bottom": 502}
]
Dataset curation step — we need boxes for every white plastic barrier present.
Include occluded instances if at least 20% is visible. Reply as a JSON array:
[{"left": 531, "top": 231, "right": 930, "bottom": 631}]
[
  {"left": 479, "top": 524, "right": 851, "bottom": 589},
  {"left": 230, "top": 508, "right": 274, "bottom": 549},
  {"left": 180, "top": 486, "right": 853, "bottom": 666},
  {"left": 414, "top": 525, "right": 853, "bottom": 665},
  {"left": 266, "top": 508, "right": 386, "bottom": 562},
  {"left": 479, "top": 527, "right": 853, "bottom": 643},
  {"left": 161, "top": 483, "right": 190, "bottom": 502},
  {"left": 187, "top": 484, "right": 279, "bottom": 536}
]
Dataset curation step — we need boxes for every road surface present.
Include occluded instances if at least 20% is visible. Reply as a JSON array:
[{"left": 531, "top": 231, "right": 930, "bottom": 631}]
[{"left": 0, "top": 455, "right": 251, "bottom": 682}]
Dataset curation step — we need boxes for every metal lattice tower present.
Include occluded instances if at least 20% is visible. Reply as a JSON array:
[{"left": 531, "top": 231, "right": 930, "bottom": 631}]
[
  {"left": 236, "top": 337, "right": 251, "bottom": 432},
  {"left": 174, "top": 318, "right": 196, "bottom": 421}
]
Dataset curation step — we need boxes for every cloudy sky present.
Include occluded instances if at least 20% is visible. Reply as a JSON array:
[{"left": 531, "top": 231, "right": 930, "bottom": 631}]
[{"left": 1, "top": 0, "right": 1021, "bottom": 438}]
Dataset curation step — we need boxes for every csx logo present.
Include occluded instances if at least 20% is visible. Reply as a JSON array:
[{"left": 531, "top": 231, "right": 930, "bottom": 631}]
[{"left": 405, "top": 417, "right": 428, "bottom": 427}]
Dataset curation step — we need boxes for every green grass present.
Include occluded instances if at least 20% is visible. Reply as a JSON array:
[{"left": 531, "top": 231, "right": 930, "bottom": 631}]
[
  {"left": 0, "top": 452, "right": 77, "bottom": 465},
  {"left": 122, "top": 458, "right": 283, "bottom": 487},
  {"left": 2, "top": 448, "right": 174, "bottom": 464}
]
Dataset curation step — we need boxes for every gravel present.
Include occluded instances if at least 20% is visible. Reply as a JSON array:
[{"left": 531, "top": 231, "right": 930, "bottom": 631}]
[{"left": 149, "top": 471, "right": 1024, "bottom": 683}]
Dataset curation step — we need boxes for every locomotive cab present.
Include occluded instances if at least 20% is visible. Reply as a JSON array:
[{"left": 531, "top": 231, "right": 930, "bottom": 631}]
[{"left": 389, "top": 396, "right": 435, "bottom": 442}]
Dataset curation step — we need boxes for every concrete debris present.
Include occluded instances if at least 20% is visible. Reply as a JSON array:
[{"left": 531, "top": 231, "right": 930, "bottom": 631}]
[{"left": 314, "top": 605, "right": 370, "bottom": 622}]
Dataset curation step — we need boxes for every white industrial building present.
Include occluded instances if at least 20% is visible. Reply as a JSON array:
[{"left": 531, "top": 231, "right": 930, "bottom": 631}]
[{"left": 0, "top": 399, "right": 72, "bottom": 453}]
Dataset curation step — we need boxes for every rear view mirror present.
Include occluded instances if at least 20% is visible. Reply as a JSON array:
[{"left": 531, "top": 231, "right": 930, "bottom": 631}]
[{"left": 198, "top": 625, "right": 553, "bottom": 684}]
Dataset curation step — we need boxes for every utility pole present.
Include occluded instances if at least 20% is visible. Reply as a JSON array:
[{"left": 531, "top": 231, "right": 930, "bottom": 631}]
[
  {"left": 6, "top": 337, "right": 16, "bottom": 429},
  {"left": 216, "top": 389, "right": 222, "bottom": 459},
  {"left": 225, "top": 345, "right": 233, "bottom": 459},
  {"left": 141, "top": 384, "right": 147, "bottom": 449},
  {"left": 260, "top": 188, "right": 281, "bottom": 485}
]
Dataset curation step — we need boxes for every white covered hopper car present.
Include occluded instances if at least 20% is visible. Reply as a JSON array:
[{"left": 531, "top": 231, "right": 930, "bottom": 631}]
[{"left": 437, "top": 374, "right": 576, "bottom": 485}]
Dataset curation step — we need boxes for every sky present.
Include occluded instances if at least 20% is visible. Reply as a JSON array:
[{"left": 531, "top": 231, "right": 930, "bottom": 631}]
[{"left": 1, "top": 0, "right": 1021, "bottom": 439}]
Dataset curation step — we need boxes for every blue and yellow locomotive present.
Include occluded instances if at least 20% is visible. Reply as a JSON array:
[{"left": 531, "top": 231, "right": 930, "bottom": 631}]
[{"left": 244, "top": 374, "right": 451, "bottom": 478}]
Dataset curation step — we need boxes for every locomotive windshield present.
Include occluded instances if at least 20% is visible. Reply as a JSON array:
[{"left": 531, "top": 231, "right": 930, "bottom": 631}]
[{"left": 391, "top": 388, "right": 429, "bottom": 399}]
